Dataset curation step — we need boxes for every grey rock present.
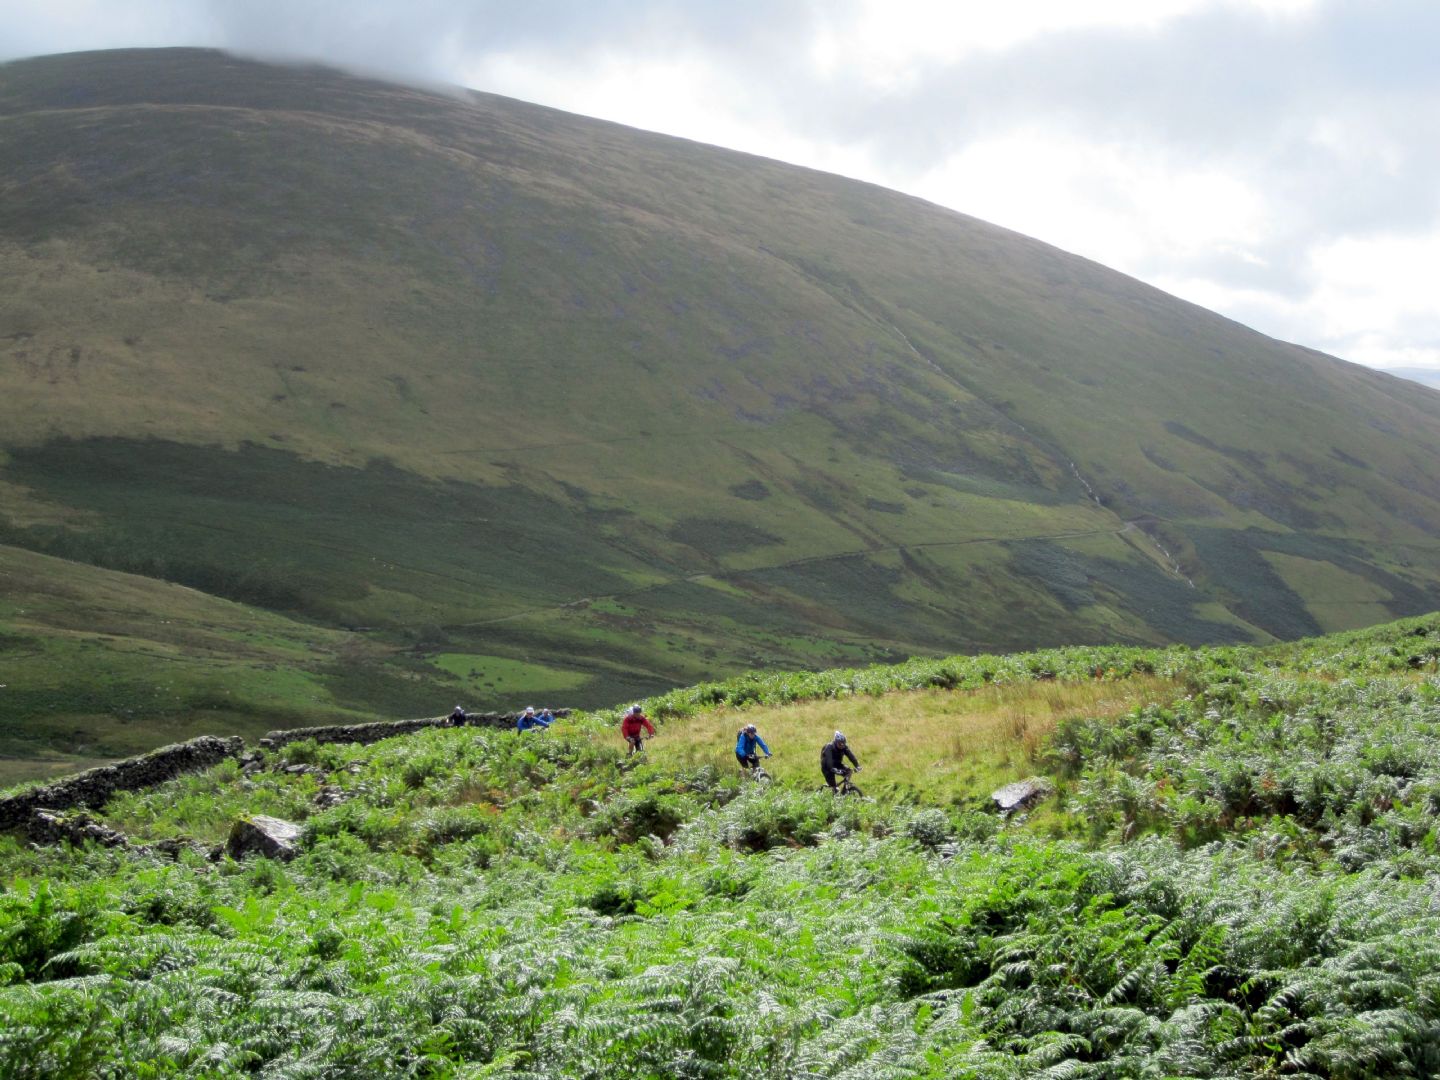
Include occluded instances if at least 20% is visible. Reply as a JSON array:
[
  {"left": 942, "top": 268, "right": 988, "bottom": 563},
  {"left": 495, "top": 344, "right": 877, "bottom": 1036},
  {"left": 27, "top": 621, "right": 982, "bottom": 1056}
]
[
  {"left": 991, "top": 777, "right": 1053, "bottom": 814},
  {"left": 313, "top": 786, "right": 350, "bottom": 809},
  {"left": 145, "top": 837, "right": 212, "bottom": 861},
  {"left": 227, "top": 815, "right": 303, "bottom": 861},
  {"left": 27, "top": 809, "right": 129, "bottom": 848}
]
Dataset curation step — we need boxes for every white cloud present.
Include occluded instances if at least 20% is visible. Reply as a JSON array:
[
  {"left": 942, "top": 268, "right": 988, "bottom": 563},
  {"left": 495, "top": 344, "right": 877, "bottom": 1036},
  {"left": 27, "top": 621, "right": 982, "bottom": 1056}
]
[
  {"left": 816, "top": 0, "right": 1315, "bottom": 83},
  {"left": 1302, "top": 231, "right": 1440, "bottom": 366},
  {"left": 907, "top": 130, "right": 1269, "bottom": 273}
]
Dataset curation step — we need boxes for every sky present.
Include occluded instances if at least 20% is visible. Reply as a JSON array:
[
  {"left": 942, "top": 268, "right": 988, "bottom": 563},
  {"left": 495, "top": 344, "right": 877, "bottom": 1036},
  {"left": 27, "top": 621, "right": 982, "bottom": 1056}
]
[{"left": 2, "top": 0, "right": 1438, "bottom": 373}]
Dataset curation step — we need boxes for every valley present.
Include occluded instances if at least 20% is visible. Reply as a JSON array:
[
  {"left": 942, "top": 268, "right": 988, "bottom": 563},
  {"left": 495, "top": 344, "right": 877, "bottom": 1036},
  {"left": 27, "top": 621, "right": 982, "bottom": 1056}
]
[{"left": 3, "top": 49, "right": 1440, "bottom": 766}]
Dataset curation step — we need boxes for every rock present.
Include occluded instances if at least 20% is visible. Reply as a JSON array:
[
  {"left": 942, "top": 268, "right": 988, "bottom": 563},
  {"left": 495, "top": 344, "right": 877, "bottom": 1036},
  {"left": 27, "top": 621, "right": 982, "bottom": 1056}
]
[
  {"left": 141, "top": 836, "right": 219, "bottom": 861},
  {"left": 313, "top": 786, "right": 350, "bottom": 809},
  {"left": 227, "top": 815, "right": 303, "bottom": 861},
  {"left": 991, "top": 778, "right": 1053, "bottom": 815},
  {"left": 27, "top": 809, "right": 129, "bottom": 848}
]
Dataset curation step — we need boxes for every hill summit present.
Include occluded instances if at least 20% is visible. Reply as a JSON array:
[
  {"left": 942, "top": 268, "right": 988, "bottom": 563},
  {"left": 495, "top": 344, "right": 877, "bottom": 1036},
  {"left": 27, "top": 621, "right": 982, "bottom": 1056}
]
[{"left": 2, "top": 47, "right": 1440, "bottom": 760}]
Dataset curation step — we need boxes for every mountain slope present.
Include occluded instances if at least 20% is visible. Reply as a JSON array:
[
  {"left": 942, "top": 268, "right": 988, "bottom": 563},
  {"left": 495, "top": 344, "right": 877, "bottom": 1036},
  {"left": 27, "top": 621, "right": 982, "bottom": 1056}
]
[{"left": 3, "top": 47, "right": 1440, "bottom": 752}]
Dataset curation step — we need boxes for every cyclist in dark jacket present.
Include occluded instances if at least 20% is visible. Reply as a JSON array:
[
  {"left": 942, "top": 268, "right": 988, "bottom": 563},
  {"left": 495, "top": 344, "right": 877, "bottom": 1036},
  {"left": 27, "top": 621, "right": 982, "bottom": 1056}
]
[
  {"left": 820, "top": 731, "right": 860, "bottom": 789},
  {"left": 735, "top": 724, "right": 772, "bottom": 770}
]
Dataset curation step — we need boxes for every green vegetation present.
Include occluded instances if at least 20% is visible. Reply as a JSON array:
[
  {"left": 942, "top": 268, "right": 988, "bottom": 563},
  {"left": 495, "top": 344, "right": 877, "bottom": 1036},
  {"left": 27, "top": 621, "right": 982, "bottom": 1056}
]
[
  {"left": 3, "top": 48, "right": 1440, "bottom": 762},
  {"left": 3, "top": 614, "right": 1440, "bottom": 1076}
]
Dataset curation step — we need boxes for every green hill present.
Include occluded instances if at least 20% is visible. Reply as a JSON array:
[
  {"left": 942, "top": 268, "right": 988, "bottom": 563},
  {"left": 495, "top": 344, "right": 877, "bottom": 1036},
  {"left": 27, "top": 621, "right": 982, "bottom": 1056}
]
[
  {"left": 3, "top": 615, "right": 1440, "bottom": 1076},
  {"left": 3, "top": 47, "right": 1440, "bottom": 762}
]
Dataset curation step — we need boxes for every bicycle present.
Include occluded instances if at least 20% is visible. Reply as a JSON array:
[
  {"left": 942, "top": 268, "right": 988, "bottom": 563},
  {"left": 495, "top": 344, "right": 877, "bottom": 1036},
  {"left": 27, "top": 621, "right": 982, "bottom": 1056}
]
[
  {"left": 830, "top": 766, "right": 862, "bottom": 797},
  {"left": 739, "top": 754, "right": 772, "bottom": 784},
  {"left": 626, "top": 734, "right": 652, "bottom": 756}
]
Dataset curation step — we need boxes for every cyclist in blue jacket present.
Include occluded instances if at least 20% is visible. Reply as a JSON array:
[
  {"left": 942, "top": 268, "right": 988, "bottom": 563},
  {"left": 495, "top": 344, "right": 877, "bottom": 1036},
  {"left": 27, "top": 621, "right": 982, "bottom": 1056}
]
[
  {"left": 516, "top": 706, "right": 552, "bottom": 732},
  {"left": 735, "top": 723, "right": 772, "bottom": 770}
]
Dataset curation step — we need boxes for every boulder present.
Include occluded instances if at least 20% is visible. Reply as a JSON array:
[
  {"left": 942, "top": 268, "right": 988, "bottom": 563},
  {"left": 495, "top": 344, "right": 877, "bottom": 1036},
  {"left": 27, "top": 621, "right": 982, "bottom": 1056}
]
[
  {"left": 991, "top": 778, "right": 1053, "bottom": 815},
  {"left": 227, "top": 815, "right": 303, "bottom": 861}
]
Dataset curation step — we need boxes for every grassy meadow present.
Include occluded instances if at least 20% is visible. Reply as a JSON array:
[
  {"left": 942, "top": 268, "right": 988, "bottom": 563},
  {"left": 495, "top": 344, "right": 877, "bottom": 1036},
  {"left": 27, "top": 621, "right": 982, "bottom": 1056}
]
[{"left": 661, "top": 675, "right": 1180, "bottom": 808}]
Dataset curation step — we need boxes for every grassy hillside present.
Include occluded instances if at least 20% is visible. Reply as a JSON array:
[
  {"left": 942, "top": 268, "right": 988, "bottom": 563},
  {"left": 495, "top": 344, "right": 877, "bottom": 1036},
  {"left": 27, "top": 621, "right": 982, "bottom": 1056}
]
[
  {"left": 3, "top": 48, "right": 1440, "bottom": 759},
  {"left": 3, "top": 615, "right": 1440, "bottom": 1076}
]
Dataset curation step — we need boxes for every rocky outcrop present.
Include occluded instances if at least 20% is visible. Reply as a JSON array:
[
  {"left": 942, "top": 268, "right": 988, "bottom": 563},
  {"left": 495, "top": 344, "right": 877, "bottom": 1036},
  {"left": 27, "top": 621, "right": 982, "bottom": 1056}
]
[
  {"left": 258, "top": 709, "right": 572, "bottom": 749},
  {"left": 227, "top": 815, "right": 303, "bottom": 861},
  {"left": 24, "top": 808, "right": 218, "bottom": 860},
  {"left": 0, "top": 735, "right": 244, "bottom": 832},
  {"left": 991, "top": 777, "right": 1053, "bottom": 815},
  {"left": 26, "top": 809, "right": 129, "bottom": 848}
]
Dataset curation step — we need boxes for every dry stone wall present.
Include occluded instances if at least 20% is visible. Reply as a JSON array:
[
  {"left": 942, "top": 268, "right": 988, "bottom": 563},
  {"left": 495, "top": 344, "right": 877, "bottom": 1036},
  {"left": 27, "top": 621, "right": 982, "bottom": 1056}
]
[
  {"left": 0, "top": 735, "right": 244, "bottom": 831},
  {"left": 258, "top": 710, "right": 572, "bottom": 749}
]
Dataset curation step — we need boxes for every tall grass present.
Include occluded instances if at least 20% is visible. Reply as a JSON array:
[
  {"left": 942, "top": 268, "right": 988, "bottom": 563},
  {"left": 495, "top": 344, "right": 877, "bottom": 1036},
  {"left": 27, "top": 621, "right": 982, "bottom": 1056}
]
[{"left": 657, "top": 675, "right": 1179, "bottom": 804}]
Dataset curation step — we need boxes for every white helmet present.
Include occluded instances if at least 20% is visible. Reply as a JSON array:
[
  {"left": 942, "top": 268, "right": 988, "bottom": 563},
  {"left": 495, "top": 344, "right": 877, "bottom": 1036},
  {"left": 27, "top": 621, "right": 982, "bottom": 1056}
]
[{"left": 834, "top": 731, "right": 847, "bottom": 744}]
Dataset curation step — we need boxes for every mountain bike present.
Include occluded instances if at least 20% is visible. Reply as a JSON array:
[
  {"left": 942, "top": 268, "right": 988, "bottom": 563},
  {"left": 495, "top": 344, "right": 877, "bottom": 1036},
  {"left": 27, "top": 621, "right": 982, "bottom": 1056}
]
[
  {"left": 831, "top": 766, "right": 862, "bottom": 797},
  {"left": 740, "top": 754, "right": 772, "bottom": 784}
]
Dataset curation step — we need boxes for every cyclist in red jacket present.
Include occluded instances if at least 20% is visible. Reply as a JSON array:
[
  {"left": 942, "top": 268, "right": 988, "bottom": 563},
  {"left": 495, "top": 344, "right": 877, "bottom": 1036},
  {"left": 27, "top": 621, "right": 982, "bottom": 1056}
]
[{"left": 620, "top": 704, "right": 655, "bottom": 755}]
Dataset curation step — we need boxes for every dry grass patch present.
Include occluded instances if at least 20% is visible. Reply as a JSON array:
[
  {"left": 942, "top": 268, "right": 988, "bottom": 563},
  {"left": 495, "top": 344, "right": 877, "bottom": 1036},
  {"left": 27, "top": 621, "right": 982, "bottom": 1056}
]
[{"left": 653, "top": 675, "right": 1182, "bottom": 804}]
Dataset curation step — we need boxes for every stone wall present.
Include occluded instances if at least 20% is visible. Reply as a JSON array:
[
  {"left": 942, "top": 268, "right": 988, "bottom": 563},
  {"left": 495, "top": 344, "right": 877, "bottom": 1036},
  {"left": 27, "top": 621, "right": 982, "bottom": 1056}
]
[
  {"left": 4, "top": 709, "right": 575, "bottom": 839},
  {"left": 0, "top": 735, "right": 244, "bottom": 831},
  {"left": 258, "top": 710, "right": 572, "bottom": 749}
]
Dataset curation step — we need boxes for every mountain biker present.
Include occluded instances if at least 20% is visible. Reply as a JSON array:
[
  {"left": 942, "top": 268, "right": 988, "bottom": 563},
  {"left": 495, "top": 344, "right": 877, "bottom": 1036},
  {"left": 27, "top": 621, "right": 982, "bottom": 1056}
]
[
  {"left": 735, "top": 723, "right": 772, "bottom": 771},
  {"left": 820, "top": 731, "right": 860, "bottom": 790},
  {"left": 620, "top": 704, "right": 655, "bottom": 755},
  {"left": 516, "top": 705, "right": 552, "bottom": 732},
  {"left": 448, "top": 705, "right": 467, "bottom": 726}
]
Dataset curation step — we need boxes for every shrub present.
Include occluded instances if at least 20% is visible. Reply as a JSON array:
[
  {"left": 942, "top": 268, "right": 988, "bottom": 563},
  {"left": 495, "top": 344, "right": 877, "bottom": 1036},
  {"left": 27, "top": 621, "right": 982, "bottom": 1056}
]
[{"left": 905, "top": 808, "right": 953, "bottom": 850}]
